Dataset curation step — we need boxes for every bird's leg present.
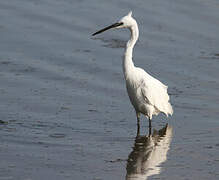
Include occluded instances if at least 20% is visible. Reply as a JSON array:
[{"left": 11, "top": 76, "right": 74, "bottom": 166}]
[
  {"left": 136, "top": 112, "right": 140, "bottom": 136},
  {"left": 148, "top": 118, "right": 152, "bottom": 136},
  {"left": 137, "top": 122, "right": 140, "bottom": 136}
]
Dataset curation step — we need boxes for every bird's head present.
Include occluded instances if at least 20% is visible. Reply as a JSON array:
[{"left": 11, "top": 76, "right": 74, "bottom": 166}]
[{"left": 92, "top": 11, "right": 136, "bottom": 36}]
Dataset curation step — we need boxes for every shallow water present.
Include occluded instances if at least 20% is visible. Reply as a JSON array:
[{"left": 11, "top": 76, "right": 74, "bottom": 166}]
[{"left": 0, "top": 0, "right": 219, "bottom": 179}]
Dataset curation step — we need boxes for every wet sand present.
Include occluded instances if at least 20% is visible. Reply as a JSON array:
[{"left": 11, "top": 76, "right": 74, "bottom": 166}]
[{"left": 0, "top": 0, "right": 219, "bottom": 179}]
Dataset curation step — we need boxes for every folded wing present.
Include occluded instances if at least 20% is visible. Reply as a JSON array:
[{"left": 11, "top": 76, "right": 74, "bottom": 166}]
[{"left": 140, "top": 73, "right": 173, "bottom": 116}]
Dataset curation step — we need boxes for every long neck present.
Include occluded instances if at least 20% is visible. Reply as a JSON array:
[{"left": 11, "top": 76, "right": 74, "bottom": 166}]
[{"left": 123, "top": 23, "right": 139, "bottom": 80}]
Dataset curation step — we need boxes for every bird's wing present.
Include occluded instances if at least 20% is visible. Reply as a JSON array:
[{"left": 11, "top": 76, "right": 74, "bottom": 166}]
[{"left": 139, "top": 70, "right": 173, "bottom": 116}]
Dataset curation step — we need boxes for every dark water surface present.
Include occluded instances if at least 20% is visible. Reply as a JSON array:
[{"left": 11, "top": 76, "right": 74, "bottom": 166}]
[{"left": 0, "top": 0, "right": 219, "bottom": 179}]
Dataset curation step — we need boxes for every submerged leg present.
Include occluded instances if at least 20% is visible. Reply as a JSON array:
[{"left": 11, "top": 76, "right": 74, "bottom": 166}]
[
  {"left": 148, "top": 118, "right": 152, "bottom": 136},
  {"left": 136, "top": 112, "right": 140, "bottom": 136}
]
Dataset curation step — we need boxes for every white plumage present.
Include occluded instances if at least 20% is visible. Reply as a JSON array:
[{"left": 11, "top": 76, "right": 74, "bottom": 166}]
[{"left": 92, "top": 11, "right": 173, "bottom": 126}]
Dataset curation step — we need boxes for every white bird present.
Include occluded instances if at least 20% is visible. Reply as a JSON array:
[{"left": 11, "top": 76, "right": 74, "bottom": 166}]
[{"left": 92, "top": 11, "right": 173, "bottom": 128}]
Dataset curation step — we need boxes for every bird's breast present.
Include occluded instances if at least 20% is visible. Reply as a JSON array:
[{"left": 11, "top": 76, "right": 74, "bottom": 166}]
[{"left": 126, "top": 79, "right": 145, "bottom": 111}]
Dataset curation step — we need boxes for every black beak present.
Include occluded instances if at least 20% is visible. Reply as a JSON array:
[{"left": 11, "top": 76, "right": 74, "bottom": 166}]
[{"left": 92, "top": 22, "right": 123, "bottom": 36}]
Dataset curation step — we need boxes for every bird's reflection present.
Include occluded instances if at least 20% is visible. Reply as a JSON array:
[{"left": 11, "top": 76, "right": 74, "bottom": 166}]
[{"left": 126, "top": 124, "right": 173, "bottom": 180}]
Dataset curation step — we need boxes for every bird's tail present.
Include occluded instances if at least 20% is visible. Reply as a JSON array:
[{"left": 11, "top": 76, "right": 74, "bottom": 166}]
[{"left": 166, "top": 103, "right": 173, "bottom": 117}]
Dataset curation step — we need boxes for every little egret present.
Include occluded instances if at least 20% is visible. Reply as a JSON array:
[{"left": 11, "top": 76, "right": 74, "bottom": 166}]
[{"left": 92, "top": 11, "right": 173, "bottom": 128}]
